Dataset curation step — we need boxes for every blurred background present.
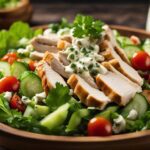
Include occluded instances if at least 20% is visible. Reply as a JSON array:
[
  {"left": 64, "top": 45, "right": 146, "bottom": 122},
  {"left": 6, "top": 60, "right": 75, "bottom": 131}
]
[
  {"left": 0, "top": 0, "right": 149, "bottom": 29},
  {"left": 30, "top": 0, "right": 149, "bottom": 29}
]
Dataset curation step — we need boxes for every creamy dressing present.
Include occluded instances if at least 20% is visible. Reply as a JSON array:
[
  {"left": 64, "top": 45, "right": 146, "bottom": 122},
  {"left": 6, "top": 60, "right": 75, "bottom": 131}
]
[
  {"left": 63, "top": 36, "right": 107, "bottom": 76},
  {"left": 112, "top": 115, "right": 126, "bottom": 134}
]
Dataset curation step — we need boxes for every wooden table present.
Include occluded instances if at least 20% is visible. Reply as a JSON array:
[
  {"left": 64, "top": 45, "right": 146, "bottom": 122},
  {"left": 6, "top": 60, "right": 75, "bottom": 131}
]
[{"left": 30, "top": 1, "right": 149, "bottom": 29}]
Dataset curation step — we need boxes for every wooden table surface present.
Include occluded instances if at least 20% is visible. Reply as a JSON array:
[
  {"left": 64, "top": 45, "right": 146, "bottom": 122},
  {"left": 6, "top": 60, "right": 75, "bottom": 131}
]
[
  {"left": 0, "top": 1, "right": 149, "bottom": 150},
  {"left": 30, "top": 1, "right": 149, "bottom": 29}
]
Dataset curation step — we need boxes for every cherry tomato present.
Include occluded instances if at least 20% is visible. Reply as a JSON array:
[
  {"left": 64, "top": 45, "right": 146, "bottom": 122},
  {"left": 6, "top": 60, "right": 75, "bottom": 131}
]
[
  {"left": 131, "top": 51, "right": 150, "bottom": 71},
  {"left": 28, "top": 60, "right": 36, "bottom": 71},
  {"left": 88, "top": 117, "right": 112, "bottom": 136},
  {"left": 1, "top": 53, "right": 18, "bottom": 64},
  {"left": 0, "top": 76, "right": 20, "bottom": 94},
  {"left": 10, "top": 94, "right": 26, "bottom": 112}
]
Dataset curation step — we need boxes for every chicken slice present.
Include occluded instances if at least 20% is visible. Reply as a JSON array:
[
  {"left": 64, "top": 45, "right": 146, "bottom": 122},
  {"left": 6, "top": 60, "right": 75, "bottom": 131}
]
[
  {"left": 31, "top": 36, "right": 59, "bottom": 53},
  {"left": 43, "top": 51, "right": 71, "bottom": 79},
  {"left": 30, "top": 51, "right": 44, "bottom": 60},
  {"left": 96, "top": 71, "right": 139, "bottom": 106},
  {"left": 43, "top": 52, "right": 98, "bottom": 88},
  {"left": 37, "top": 61, "right": 67, "bottom": 94},
  {"left": 102, "top": 60, "right": 142, "bottom": 93},
  {"left": 67, "top": 74, "right": 110, "bottom": 110},
  {"left": 102, "top": 25, "right": 130, "bottom": 64},
  {"left": 100, "top": 40, "right": 143, "bottom": 86},
  {"left": 58, "top": 51, "right": 70, "bottom": 66}
]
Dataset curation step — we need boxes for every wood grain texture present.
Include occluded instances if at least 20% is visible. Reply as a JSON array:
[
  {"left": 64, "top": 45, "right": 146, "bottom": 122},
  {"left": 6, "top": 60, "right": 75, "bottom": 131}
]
[{"left": 31, "top": 1, "right": 149, "bottom": 29}]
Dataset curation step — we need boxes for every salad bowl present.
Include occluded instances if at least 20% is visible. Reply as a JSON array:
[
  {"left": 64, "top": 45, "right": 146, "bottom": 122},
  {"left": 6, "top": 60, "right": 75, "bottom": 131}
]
[
  {"left": 0, "top": 24, "right": 150, "bottom": 150},
  {"left": 0, "top": 0, "right": 32, "bottom": 29}
]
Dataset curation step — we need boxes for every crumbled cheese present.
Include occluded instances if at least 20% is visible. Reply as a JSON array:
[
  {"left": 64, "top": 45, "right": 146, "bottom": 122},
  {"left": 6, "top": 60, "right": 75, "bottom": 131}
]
[
  {"left": 127, "top": 109, "right": 138, "bottom": 120},
  {"left": 3, "top": 92, "right": 12, "bottom": 101},
  {"left": 21, "top": 96, "right": 31, "bottom": 105},
  {"left": 43, "top": 29, "right": 53, "bottom": 36},
  {"left": 17, "top": 45, "right": 33, "bottom": 55},
  {"left": 57, "top": 28, "right": 70, "bottom": 37},
  {"left": 112, "top": 115, "right": 126, "bottom": 134},
  {"left": 33, "top": 92, "right": 46, "bottom": 104}
]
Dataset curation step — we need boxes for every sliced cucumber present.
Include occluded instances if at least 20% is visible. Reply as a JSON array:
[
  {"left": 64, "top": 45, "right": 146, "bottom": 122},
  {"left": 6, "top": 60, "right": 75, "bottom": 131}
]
[
  {"left": 40, "top": 103, "right": 70, "bottom": 130},
  {"left": 117, "top": 36, "right": 132, "bottom": 47},
  {"left": 121, "top": 93, "right": 148, "bottom": 119},
  {"left": 20, "top": 71, "right": 43, "bottom": 98},
  {"left": 97, "top": 106, "right": 119, "bottom": 120},
  {"left": 123, "top": 45, "right": 140, "bottom": 59},
  {"left": 34, "top": 105, "right": 50, "bottom": 117},
  {"left": 0, "top": 61, "right": 11, "bottom": 76},
  {"left": 11, "top": 61, "right": 28, "bottom": 79},
  {"left": 66, "top": 109, "right": 89, "bottom": 132},
  {"left": 23, "top": 105, "right": 34, "bottom": 117},
  {"left": 143, "top": 39, "right": 150, "bottom": 55}
]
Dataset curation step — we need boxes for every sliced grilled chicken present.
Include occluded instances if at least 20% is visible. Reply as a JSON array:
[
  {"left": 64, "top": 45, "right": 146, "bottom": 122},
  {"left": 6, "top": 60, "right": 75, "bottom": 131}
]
[
  {"left": 37, "top": 61, "right": 67, "bottom": 93},
  {"left": 67, "top": 74, "right": 110, "bottom": 109},
  {"left": 59, "top": 51, "right": 70, "bottom": 66},
  {"left": 102, "top": 25, "right": 130, "bottom": 64},
  {"left": 100, "top": 40, "right": 143, "bottom": 86},
  {"left": 43, "top": 52, "right": 98, "bottom": 88},
  {"left": 43, "top": 51, "right": 71, "bottom": 79},
  {"left": 96, "top": 71, "right": 139, "bottom": 106},
  {"left": 31, "top": 36, "right": 58, "bottom": 53},
  {"left": 102, "top": 60, "right": 142, "bottom": 93},
  {"left": 30, "top": 51, "right": 44, "bottom": 60}
]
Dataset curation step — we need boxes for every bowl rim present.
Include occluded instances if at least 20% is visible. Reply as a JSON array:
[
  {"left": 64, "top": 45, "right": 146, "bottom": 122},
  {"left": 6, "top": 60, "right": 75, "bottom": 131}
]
[
  {"left": 0, "top": 0, "right": 29, "bottom": 13},
  {"left": 0, "top": 25, "right": 150, "bottom": 143}
]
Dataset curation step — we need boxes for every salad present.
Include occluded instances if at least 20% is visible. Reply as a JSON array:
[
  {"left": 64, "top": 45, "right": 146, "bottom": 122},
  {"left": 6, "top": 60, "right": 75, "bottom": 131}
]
[
  {"left": 0, "top": 0, "right": 20, "bottom": 9},
  {"left": 0, "top": 15, "right": 150, "bottom": 137}
]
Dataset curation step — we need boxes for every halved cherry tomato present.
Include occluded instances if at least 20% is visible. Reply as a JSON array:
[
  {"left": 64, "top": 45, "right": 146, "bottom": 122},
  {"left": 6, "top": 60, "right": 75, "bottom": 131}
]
[
  {"left": 88, "top": 117, "right": 112, "bottom": 136},
  {"left": 29, "top": 60, "right": 36, "bottom": 71},
  {"left": 1, "top": 53, "right": 18, "bottom": 64},
  {"left": 131, "top": 51, "right": 150, "bottom": 71},
  {"left": 0, "top": 76, "right": 20, "bottom": 94},
  {"left": 10, "top": 94, "right": 26, "bottom": 112}
]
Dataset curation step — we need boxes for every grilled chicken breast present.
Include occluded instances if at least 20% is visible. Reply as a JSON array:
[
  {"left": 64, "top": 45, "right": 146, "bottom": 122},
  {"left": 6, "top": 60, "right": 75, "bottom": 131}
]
[{"left": 67, "top": 74, "right": 110, "bottom": 109}]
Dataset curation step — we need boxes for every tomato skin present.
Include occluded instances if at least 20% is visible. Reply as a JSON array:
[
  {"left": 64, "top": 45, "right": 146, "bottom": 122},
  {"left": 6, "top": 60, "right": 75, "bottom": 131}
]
[
  {"left": 29, "top": 60, "right": 36, "bottom": 71},
  {"left": 10, "top": 94, "right": 26, "bottom": 112},
  {"left": 88, "top": 117, "right": 112, "bottom": 136},
  {"left": 131, "top": 51, "right": 150, "bottom": 71},
  {"left": 1, "top": 53, "right": 18, "bottom": 64},
  {"left": 0, "top": 76, "right": 20, "bottom": 94}
]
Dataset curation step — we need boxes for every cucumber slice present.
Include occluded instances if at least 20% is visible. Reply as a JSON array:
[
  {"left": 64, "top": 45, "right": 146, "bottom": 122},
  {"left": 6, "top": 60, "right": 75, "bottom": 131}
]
[
  {"left": 11, "top": 61, "right": 28, "bottom": 79},
  {"left": 124, "top": 45, "right": 140, "bottom": 59},
  {"left": 97, "top": 106, "right": 119, "bottom": 120},
  {"left": 0, "top": 61, "right": 11, "bottom": 76},
  {"left": 34, "top": 105, "right": 50, "bottom": 117},
  {"left": 20, "top": 71, "right": 43, "bottom": 98},
  {"left": 121, "top": 93, "right": 148, "bottom": 119},
  {"left": 66, "top": 109, "right": 89, "bottom": 132},
  {"left": 117, "top": 36, "right": 132, "bottom": 47},
  {"left": 23, "top": 105, "right": 34, "bottom": 117},
  {"left": 40, "top": 103, "right": 70, "bottom": 130}
]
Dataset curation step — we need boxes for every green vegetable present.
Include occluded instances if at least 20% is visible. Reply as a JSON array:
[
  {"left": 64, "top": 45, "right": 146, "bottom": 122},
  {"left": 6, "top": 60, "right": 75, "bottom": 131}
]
[
  {"left": 11, "top": 61, "right": 28, "bottom": 79},
  {"left": 121, "top": 93, "right": 148, "bottom": 119},
  {"left": 23, "top": 105, "right": 34, "bottom": 117},
  {"left": 0, "top": 71, "right": 4, "bottom": 79},
  {"left": 0, "top": 0, "right": 19, "bottom": 8},
  {"left": 49, "top": 18, "right": 72, "bottom": 33},
  {"left": 20, "top": 71, "right": 43, "bottom": 98},
  {"left": 124, "top": 45, "right": 140, "bottom": 59},
  {"left": 116, "top": 36, "right": 132, "bottom": 47},
  {"left": 46, "top": 83, "right": 71, "bottom": 111},
  {"left": 0, "top": 61, "right": 11, "bottom": 76},
  {"left": 142, "top": 80, "right": 150, "bottom": 90},
  {"left": 34, "top": 105, "right": 50, "bottom": 118},
  {"left": 73, "top": 14, "right": 104, "bottom": 38},
  {"left": 97, "top": 105, "right": 119, "bottom": 120},
  {"left": 40, "top": 103, "right": 70, "bottom": 130},
  {"left": 0, "top": 21, "right": 42, "bottom": 57},
  {"left": 143, "top": 39, "right": 150, "bottom": 55},
  {"left": 66, "top": 109, "right": 89, "bottom": 132}
]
